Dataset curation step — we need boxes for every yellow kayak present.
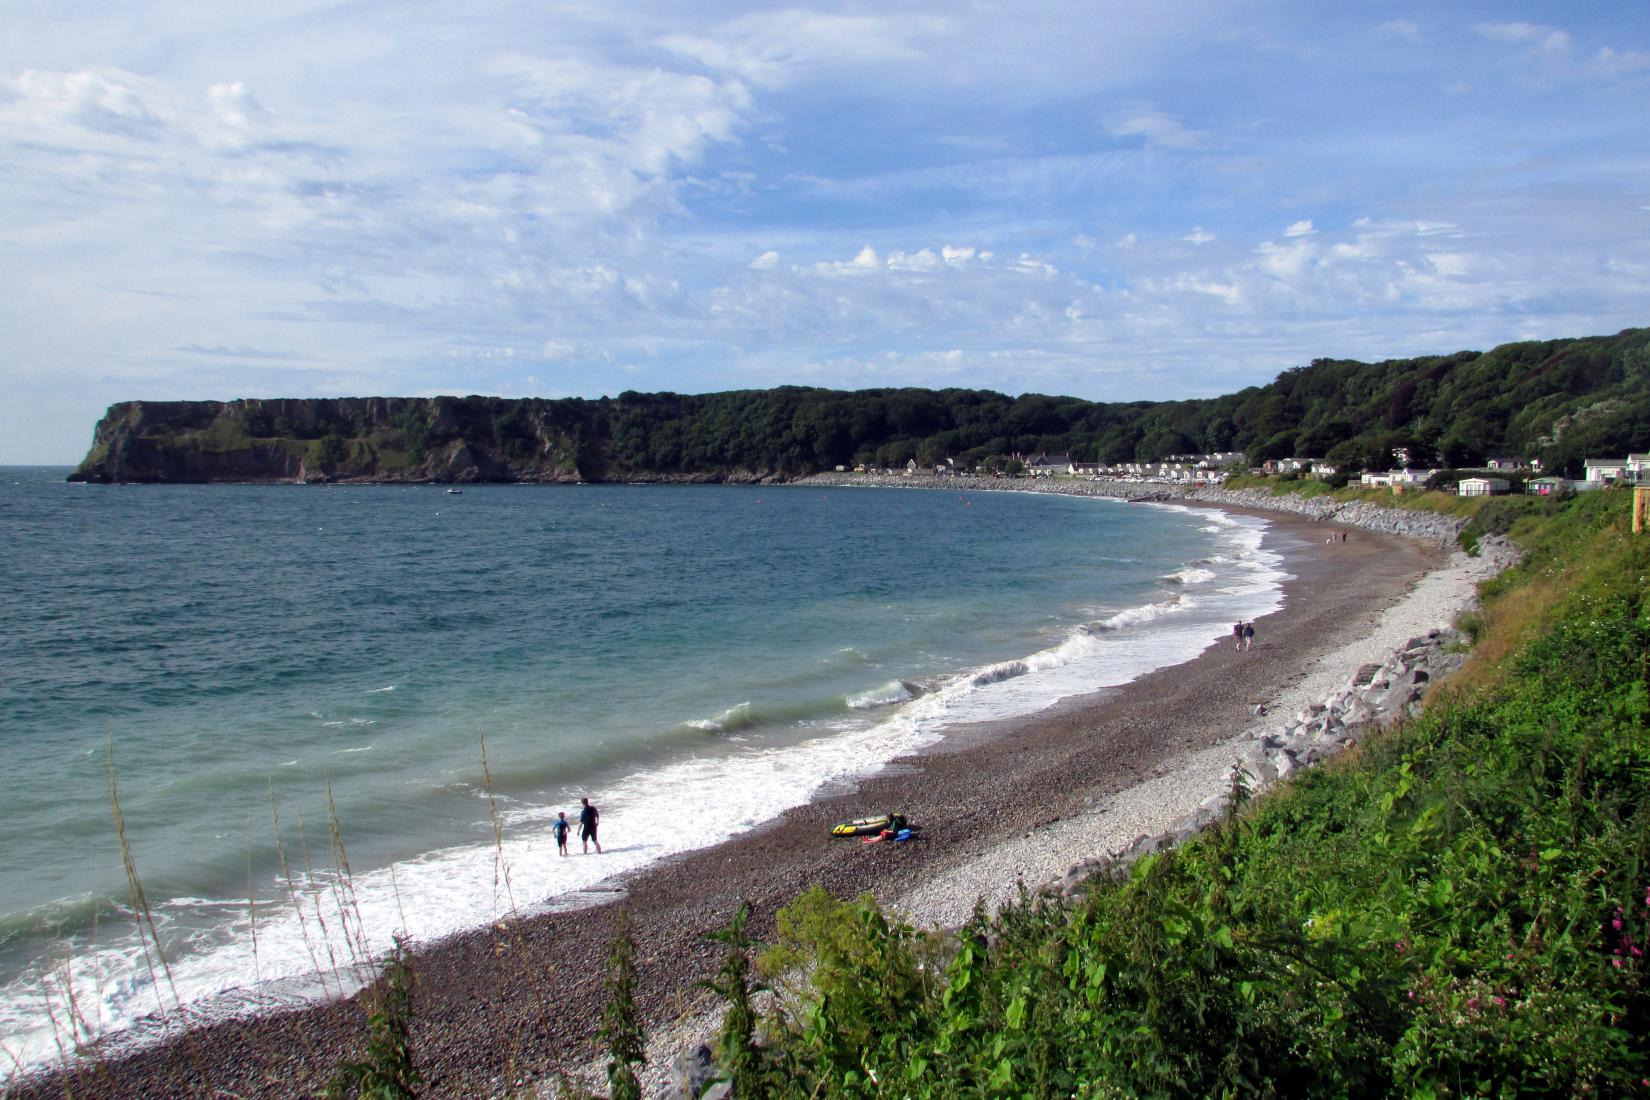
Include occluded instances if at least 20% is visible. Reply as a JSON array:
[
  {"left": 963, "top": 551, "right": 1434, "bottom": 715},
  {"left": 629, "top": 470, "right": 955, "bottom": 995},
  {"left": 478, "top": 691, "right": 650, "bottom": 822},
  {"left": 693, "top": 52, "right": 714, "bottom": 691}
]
[{"left": 830, "top": 812, "right": 906, "bottom": 838}]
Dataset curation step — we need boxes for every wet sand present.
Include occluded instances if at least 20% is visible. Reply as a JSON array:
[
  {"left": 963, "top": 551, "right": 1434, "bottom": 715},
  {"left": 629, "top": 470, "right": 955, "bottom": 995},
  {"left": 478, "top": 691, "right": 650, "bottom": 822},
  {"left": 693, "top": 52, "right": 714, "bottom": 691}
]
[{"left": 11, "top": 506, "right": 1439, "bottom": 1099}]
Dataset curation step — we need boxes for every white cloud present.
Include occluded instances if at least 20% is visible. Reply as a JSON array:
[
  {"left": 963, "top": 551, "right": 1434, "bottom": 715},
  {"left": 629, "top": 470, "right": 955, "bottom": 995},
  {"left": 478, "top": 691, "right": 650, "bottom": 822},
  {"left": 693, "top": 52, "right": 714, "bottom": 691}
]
[
  {"left": 490, "top": 54, "right": 753, "bottom": 178},
  {"left": 177, "top": 344, "right": 306, "bottom": 361},
  {"left": 1426, "top": 253, "right": 1472, "bottom": 278},
  {"left": 1590, "top": 47, "right": 1650, "bottom": 77},
  {"left": 1256, "top": 239, "right": 1315, "bottom": 279},
  {"left": 5, "top": 68, "right": 166, "bottom": 140},
  {"left": 1284, "top": 219, "right": 1315, "bottom": 237},
  {"left": 1105, "top": 109, "right": 1205, "bottom": 150},
  {"left": 749, "top": 250, "right": 779, "bottom": 270},
  {"left": 887, "top": 248, "right": 940, "bottom": 271},
  {"left": 1010, "top": 254, "right": 1058, "bottom": 277},
  {"left": 1183, "top": 227, "right": 1215, "bottom": 244},
  {"left": 1475, "top": 21, "right": 1572, "bottom": 56},
  {"left": 1378, "top": 20, "right": 1421, "bottom": 42},
  {"left": 659, "top": 11, "right": 953, "bottom": 89}
]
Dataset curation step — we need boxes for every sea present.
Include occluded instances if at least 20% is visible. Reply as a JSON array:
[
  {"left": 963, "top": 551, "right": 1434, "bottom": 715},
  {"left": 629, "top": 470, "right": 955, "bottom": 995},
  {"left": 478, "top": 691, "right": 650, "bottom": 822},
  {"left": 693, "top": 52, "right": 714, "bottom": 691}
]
[{"left": 0, "top": 467, "right": 1288, "bottom": 1071}]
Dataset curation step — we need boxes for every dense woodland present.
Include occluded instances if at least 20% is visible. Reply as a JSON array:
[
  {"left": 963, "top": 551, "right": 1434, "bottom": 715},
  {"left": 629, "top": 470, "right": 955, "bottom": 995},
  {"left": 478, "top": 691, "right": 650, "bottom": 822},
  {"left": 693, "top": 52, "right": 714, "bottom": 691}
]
[{"left": 74, "top": 328, "right": 1650, "bottom": 482}]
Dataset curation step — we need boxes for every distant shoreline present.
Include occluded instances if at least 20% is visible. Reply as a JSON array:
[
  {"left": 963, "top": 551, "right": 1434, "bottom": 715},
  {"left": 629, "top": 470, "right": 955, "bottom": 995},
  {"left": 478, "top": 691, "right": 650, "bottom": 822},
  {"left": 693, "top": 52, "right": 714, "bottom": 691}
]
[{"left": 12, "top": 488, "right": 1450, "bottom": 1098}]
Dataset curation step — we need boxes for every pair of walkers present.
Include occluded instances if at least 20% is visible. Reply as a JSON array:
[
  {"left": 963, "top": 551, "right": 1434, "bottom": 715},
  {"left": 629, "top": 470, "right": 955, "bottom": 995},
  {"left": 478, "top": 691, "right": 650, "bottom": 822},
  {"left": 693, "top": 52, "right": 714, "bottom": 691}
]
[
  {"left": 1232, "top": 620, "right": 1256, "bottom": 651},
  {"left": 552, "top": 796, "right": 601, "bottom": 856}
]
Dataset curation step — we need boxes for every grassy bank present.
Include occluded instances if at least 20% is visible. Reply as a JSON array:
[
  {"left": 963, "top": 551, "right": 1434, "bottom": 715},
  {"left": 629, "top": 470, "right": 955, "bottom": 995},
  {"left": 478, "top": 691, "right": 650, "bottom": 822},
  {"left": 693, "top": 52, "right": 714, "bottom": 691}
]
[{"left": 673, "top": 488, "right": 1649, "bottom": 1097}]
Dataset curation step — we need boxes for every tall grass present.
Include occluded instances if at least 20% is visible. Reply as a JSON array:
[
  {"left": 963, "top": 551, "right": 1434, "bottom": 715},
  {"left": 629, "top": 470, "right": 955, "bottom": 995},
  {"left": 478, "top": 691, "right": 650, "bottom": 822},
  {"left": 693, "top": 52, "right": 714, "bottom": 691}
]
[{"left": 105, "top": 737, "right": 216, "bottom": 1095}]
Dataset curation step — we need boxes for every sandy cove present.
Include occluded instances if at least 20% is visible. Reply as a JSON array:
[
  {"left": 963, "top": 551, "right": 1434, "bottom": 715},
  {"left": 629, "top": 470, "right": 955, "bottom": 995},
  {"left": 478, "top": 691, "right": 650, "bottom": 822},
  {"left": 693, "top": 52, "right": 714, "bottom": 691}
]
[{"left": 14, "top": 496, "right": 1471, "bottom": 1100}]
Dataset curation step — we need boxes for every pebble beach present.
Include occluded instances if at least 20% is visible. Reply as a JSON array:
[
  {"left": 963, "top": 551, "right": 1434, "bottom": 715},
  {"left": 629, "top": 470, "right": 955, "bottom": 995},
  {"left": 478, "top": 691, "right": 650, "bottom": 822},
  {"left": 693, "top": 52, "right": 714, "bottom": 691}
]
[{"left": 11, "top": 484, "right": 1495, "bottom": 1099}]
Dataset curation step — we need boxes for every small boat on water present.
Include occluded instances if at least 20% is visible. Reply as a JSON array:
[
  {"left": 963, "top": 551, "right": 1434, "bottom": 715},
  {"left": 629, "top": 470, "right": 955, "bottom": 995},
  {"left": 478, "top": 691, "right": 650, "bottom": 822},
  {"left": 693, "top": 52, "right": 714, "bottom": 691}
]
[{"left": 445, "top": 488, "right": 462, "bottom": 495}]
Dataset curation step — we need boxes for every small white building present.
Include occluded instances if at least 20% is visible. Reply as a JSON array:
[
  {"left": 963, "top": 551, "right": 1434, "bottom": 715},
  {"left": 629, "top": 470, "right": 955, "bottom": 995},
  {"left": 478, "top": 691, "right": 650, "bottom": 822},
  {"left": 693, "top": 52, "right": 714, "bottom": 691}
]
[
  {"left": 1458, "top": 477, "right": 1510, "bottom": 497},
  {"left": 1526, "top": 477, "right": 1570, "bottom": 496},
  {"left": 1584, "top": 458, "right": 1629, "bottom": 483},
  {"left": 1026, "top": 453, "right": 1073, "bottom": 477},
  {"left": 1362, "top": 468, "right": 1434, "bottom": 489}
]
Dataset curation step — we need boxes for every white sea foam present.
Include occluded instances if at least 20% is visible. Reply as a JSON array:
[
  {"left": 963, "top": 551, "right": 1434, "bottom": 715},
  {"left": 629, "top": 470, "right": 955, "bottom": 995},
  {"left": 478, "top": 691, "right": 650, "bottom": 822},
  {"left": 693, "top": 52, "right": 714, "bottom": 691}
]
[
  {"left": 1088, "top": 596, "right": 1186, "bottom": 632},
  {"left": 846, "top": 680, "right": 914, "bottom": 710},
  {"left": 685, "top": 702, "right": 751, "bottom": 733}
]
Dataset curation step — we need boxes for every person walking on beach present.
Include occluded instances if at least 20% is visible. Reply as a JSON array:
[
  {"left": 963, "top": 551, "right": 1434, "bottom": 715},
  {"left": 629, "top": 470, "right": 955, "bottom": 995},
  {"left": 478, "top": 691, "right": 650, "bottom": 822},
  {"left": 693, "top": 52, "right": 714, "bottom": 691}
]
[
  {"left": 1233, "top": 621, "right": 1245, "bottom": 650},
  {"left": 1243, "top": 622, "right": 1256, "bottom": 651},
  {"left": 552, "top": 811, "right": 570, "bottom": 856},
  {"left": 579, "top": 797, "right": 601, "bottom": 854}
]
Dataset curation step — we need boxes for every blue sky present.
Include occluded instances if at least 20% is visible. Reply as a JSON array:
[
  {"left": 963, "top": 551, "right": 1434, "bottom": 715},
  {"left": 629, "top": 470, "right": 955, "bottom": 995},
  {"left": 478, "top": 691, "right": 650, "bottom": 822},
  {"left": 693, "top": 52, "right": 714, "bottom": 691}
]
[{"left": 3, "top": 2, "right": 1647, "bottom": 462}]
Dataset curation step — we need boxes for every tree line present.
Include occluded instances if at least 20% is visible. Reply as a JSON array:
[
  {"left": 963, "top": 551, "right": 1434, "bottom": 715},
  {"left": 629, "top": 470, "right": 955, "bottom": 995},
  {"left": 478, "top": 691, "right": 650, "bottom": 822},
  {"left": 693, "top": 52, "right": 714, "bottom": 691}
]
[{"left": 496, "top": 328, "right": 1650, "bottom": 477}]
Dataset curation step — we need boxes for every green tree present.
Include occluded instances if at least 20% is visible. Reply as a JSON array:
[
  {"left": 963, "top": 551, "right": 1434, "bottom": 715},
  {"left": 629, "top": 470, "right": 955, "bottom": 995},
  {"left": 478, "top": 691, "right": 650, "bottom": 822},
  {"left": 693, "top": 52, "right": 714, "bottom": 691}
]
[{"left": 310, "top": 433, "right": 349, "bottom": 470}]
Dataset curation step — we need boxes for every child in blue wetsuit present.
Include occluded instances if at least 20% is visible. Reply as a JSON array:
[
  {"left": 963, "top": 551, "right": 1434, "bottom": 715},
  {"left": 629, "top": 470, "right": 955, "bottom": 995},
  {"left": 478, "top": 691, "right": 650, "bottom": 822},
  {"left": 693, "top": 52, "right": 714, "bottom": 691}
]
[{"left": 553, "top": 811, "right": 570, "bottom": 856}]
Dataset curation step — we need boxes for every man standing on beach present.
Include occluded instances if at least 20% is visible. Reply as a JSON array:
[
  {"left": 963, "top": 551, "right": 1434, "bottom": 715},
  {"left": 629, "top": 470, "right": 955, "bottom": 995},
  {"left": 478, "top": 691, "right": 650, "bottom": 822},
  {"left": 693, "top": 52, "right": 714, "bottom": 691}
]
[
  {"left": 1243, "top": 622, "right": 1256, "bottom": 650},
  {"left": 579, "top": 797, "right": 601, "bottom": 854},
  {"left": 553, "top": 811, "right": 570, "bottom": 856},
  {"left": 1233, "top": 621, "right": 1244, "bottom": 650}
]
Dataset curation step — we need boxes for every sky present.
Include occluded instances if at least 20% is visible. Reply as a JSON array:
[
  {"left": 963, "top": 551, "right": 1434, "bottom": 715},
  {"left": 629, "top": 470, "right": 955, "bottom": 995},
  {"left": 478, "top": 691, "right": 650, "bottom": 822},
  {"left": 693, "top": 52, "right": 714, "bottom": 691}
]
[{"left": 3, "top": 3, "right": 1648, "bottom": 463}]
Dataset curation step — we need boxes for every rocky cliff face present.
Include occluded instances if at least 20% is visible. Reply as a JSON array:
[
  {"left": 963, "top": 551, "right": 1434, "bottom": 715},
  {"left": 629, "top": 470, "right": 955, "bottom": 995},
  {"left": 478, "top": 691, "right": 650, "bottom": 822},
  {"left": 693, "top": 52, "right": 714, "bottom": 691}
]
[
  {"left": 67, "top": 397, "right": 790, "bottom": 484},
  {"left": 71, "top": 398, "right": 563, "bottom": 484}
]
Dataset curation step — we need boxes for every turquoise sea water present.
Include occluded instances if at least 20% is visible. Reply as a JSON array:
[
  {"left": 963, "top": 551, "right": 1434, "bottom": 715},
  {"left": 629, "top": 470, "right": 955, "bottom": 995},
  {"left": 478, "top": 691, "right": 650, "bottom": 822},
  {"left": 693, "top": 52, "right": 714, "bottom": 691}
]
[{"left": 0, "top": 468, "right": 1285, "bottom": 1068}]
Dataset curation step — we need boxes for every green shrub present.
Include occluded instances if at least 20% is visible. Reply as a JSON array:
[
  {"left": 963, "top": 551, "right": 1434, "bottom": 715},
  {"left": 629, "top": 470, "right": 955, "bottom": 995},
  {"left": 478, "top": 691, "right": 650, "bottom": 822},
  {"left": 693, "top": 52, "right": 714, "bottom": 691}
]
[
  {"left": 325, "top": 936, "right": 420, "bottom": 1099},
  {"left": 599, "top": 915, "right": 646, "bottom": 1100},
  {"left": 309, "top": 433, "right": 349, "bottom": 470}
]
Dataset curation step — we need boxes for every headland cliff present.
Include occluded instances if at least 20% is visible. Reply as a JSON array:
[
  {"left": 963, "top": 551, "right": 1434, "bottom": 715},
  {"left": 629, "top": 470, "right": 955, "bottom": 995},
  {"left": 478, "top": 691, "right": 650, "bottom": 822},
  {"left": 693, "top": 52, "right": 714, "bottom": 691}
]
[{"left": 68, "top": 395, "right": 785, "bottom": 484}]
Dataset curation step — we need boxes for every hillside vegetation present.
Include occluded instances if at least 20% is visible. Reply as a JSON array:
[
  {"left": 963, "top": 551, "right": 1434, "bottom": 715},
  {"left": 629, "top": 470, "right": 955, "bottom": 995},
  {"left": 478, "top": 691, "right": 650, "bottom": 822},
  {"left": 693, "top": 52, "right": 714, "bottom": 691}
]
[
  {"left": 667, "top": 488, "right": 1649, "bottom": 1097},
  {"left": 70, "top": 328, "right": 1650, "bottom": 482}
]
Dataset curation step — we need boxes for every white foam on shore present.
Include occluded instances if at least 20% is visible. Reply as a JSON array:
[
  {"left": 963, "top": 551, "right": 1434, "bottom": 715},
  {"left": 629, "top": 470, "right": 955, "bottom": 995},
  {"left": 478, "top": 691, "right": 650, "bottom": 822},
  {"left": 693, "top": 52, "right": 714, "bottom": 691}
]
[
  {"left": 847, "top": 680, "right": 914, "bottom": 710},
  {"left": 0, "top": 502, "right": 1288, "bottom": 1076},
  {"left": 891, "top": 545, "right": 1501, "bottom": 929}
]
